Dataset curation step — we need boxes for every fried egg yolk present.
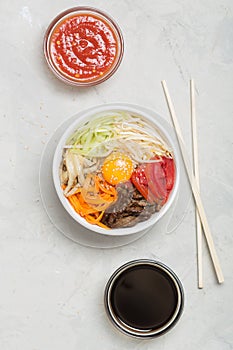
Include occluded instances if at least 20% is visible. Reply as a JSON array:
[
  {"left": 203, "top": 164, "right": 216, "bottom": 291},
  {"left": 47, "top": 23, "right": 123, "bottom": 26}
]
[{"left": 102, "top": 152, "right": 134, "bottom": 185}]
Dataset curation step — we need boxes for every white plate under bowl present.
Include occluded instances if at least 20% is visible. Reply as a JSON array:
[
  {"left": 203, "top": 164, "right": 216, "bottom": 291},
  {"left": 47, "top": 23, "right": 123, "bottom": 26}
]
[
  {"left": 39, "top": 104, "right": 191, "bottom": 248},
  {"left": 52, "top": 103, "right": 181, "bottom": 236}
]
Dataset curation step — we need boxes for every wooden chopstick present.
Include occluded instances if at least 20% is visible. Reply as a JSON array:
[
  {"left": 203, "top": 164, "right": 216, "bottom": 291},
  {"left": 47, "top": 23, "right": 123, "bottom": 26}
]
[
  {"left": 161, "top": 80, "right": 224, "bottom": 284},
  {"left": 190, "top": 79, "right": 203, "bottom": 289}
]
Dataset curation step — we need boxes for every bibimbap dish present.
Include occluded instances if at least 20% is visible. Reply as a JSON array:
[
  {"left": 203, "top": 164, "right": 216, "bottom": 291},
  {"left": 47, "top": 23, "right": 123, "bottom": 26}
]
[{"left": 53, "top": 105, "right": 180, "bottom": 235}]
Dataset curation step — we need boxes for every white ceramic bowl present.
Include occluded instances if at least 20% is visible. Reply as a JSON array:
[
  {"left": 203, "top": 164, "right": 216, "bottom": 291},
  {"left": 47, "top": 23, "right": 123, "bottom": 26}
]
[{"left": 52, "top": 104, "right": 180, "bottom": 236}]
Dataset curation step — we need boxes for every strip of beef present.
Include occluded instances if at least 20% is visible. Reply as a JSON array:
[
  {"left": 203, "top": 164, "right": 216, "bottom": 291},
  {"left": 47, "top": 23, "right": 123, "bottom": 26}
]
[
  {"left": 105, "top": 181, "right": 134, "bottom": 214},
  {"left": 101, "top": 184, "right": 158, "bottom": 228}
]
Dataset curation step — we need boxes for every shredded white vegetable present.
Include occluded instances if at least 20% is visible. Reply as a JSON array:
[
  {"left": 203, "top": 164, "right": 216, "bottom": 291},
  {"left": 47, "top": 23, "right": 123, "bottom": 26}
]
[{"left": 65, "top": 112, "right": 171, "bottom": 158}]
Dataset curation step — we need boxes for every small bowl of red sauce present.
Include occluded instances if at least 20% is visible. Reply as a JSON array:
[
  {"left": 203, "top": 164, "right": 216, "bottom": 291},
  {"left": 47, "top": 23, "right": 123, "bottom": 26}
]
[{"left": 44, "top": 7, "right": 124, "bottom": 87}]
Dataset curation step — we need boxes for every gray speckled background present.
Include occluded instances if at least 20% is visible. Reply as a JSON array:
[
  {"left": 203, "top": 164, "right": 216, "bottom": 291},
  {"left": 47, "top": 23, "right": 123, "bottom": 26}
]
[{"left": 0, "top": 0, "right": 232, "bottom": 349}]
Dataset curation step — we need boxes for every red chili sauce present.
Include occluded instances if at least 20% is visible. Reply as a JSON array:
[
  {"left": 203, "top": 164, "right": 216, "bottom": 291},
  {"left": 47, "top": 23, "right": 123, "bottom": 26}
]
[{"left": 49, "top": 13, "right": 118, "bottom": 82}]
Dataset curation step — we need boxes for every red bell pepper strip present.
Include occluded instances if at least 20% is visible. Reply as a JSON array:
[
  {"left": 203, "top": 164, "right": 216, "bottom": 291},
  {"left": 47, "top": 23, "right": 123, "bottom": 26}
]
[
  {"left": 145, "top": 160, "right": 167, "bottom": 204},
  {"left": 131, "top": 164, "right": 156, "bottom": 203},
  {"left": 131, "top": 156, "right": 175, "bottom": 205},
  {"left": 162, "top": 157, "right": 175, "bottom": 192}
]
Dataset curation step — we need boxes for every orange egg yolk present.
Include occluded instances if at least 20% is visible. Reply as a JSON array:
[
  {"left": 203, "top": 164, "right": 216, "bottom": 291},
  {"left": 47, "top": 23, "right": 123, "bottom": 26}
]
[{"left": 102, "top": 152, "right": 134, "bottom": 185}]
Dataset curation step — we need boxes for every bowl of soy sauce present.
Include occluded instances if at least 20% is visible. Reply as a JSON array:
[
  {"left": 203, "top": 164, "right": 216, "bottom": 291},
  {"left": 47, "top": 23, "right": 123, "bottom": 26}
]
[{"left": 104, "top": 259, "right": 184, "bottom": 338}]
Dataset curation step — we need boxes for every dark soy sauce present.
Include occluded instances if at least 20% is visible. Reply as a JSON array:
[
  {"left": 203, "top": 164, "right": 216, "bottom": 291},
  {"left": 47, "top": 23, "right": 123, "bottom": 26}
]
[{"left": 110, "top": 264, "right": 179, "bottom": 330}]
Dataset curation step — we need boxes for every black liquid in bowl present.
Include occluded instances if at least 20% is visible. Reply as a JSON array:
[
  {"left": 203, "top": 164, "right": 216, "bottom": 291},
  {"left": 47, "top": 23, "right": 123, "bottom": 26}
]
[{"left": 105, "top": 260, "right": 184, "bottom": 338}]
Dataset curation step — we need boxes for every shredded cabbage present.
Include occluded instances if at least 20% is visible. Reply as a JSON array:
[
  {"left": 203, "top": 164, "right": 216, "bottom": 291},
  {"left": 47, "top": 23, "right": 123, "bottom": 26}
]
[{"left": 64, "top": 112, "right": 172, "bottom": 162}]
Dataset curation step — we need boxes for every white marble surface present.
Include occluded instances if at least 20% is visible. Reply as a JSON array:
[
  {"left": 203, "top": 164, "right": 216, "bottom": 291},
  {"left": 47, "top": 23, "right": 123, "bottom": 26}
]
[{"left": 1, "top": 0, "right": 233, "bottom": 349}]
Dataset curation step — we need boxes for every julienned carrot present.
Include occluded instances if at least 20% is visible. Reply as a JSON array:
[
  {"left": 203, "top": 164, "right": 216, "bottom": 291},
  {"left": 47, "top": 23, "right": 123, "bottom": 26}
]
[
  {"left": 85, "top": 213, "right": 110, "bottom": 230},
  {"left": 68, "top": 194, "right": 99, "bottom": 216},
  {"left": 62, "top": 175, "right": 117, "bottom": 229},
  {"left": 63, "top": 188, "right": 111, "bottom": 230},
  {"left": 96, "top": 222, "right": 110, "bottom": 229},
  {"left": 86, "top": 211, "right": 104, "bottom": 223}
]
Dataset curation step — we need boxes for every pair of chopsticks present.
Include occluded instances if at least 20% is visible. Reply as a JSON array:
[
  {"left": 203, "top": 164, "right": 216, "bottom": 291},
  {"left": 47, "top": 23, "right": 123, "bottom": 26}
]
[{"left": 161, "top": 80, "right": 224, "bottom": 287}]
